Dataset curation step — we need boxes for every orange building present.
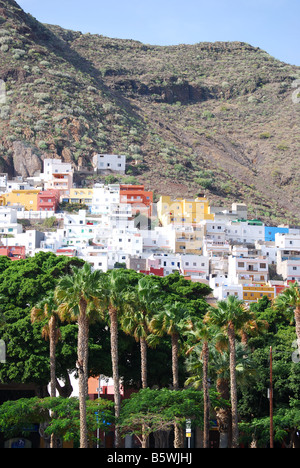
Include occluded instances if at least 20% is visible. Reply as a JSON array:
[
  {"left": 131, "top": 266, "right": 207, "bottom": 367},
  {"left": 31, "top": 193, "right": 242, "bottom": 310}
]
[
  {"left": 0, "top": 246, "right": 26, "bottom": 260},
  {"left": 120, "top": 185, "right": 153, "bottom": 216}
]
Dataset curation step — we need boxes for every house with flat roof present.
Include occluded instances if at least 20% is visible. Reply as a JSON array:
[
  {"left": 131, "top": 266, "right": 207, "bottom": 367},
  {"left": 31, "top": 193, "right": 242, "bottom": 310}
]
[{"left": 93, "top": 154, "right": 126, "bottom": 174}]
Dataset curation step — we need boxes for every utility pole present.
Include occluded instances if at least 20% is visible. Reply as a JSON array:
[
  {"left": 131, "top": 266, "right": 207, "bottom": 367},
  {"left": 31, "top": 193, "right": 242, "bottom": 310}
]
[{"left": 270, "top": 346, "right": 274, "bottom": 448}]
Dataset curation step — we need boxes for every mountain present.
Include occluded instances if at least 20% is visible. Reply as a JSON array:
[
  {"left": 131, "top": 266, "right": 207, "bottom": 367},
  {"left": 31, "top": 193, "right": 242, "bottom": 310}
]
[{"left": 0, "top": 0, "right": 299, "bottom": 225}]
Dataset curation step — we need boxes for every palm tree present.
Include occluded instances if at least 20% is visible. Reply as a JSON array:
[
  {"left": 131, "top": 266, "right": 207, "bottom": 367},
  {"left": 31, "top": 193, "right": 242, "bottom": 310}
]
[
  {"left": 55, "top": 263, "right": 102, "bottom": 449},
  {"left": 238, "top": 304, "right": 269, "bottom": 348},
  {"left": 149, "top": 300, "right": 188, "bottom": 448},
  {"left": 122, "top": 277, "right": 161, "bottom": 389},
  {"left": 121, "top": 277, "right": 161, "bottom": 448},
  {"left": 185, "top": 318, "right": 212, "bottom": 448},
  {"left": 31, "top": 290, "right": 61, "bottom": 448},
  {"left": 185, "top": 341, "right": 256, "bottom": 448},
  {"left": 274, "top": 281, "right": 300, "bottom": 355},
  {"left": 206, "top": 295, "right": 249, "bottom": 448},
  {"left": 97, "top": 269, "right": 132, "bottom": 448}
]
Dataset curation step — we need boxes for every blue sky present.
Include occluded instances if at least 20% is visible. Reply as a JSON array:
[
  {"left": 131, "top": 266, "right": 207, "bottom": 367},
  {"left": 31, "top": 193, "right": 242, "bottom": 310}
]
[{"left": 17, "top": 0, "right": 300, "bottom": 66}]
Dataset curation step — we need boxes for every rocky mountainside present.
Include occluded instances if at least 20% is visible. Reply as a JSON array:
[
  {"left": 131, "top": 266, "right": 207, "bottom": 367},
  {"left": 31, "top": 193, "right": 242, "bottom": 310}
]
[{"left": 0, "top": 0, "right": 299, "bottom": 225}]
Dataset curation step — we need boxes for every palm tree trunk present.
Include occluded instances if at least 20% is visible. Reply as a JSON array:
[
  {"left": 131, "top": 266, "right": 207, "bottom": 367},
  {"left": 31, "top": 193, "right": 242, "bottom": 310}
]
[
  {"left": 295, "top": 306, "right": 300, "bottom": 356},
  {"left": 140, "top": 337, "right": 147, "bottom": 389},
  {"left": 78, "top": 299, "right": 89, "bottom": 448},
  {"left": 49, "top": 316, "right": 57, "bottom": 399},
  {"left": 140, "top": 336, "right": 148, "bottom": 448},
  {"left": 171, "top": 333, "right": 182, "bottom": 448},
  {"left": 49, "top": 315, "right": 57, "bottom": 449},
  {"left": 228, "top": 321, "right": 239, "bottom": 448},
  {"left": 202, "top": 341, "right": 210, "bottom": 448},
  {"left": 216, "top": 377, "right": 231, "bottom": 448},
  {"left": 171, "top": 333, "right": 179, "bottom": 390},
  {"left": 109, "top": 305, "right": 121, "bottom": 448}
]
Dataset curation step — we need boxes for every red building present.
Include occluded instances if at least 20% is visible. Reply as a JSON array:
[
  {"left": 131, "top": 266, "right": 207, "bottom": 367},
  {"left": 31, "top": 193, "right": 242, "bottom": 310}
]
[
  {"left": 120, "top": 185, "right": 153, "bottom": 216},
  {"left": 88, "top": 376, "right": 139, "bottom": 448},
  {"left": 37, "top": 189, "right": 60, "bottom": 212},
  {"left": 0, "top": 246, "right": 26, "bottom": 260},
  {"left": 140, "top": 267, "right": 164, "bottom": 277},
  {"left": 56, "top": 248, "right": 77, "bottom": 257}
]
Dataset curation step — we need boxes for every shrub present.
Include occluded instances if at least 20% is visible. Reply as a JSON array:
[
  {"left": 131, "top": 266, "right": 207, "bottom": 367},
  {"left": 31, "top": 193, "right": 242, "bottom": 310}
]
[
  {"left": 259, "top": 132, "right": 271, "bottom": 139},
  {"left": 38, "top": 141, "right": 48, "bottom": 150}
]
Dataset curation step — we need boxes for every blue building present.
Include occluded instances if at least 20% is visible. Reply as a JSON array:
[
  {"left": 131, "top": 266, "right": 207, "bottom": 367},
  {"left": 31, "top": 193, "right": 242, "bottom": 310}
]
[{"left": 264, "top": 226, "right": 289, "bottom": 242}]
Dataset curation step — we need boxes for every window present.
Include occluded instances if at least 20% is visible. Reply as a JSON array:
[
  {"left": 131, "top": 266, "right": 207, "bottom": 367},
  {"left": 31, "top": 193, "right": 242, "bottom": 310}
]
[{"left": 238, "top": 262, "right": 244, "bottom": 267}]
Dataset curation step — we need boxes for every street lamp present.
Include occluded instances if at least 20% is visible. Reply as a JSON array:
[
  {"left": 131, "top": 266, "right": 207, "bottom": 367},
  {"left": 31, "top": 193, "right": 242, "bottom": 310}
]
[
  {"left": 96, "top": 374, "right": 104, "bottom": 448},
  {"left": 269, "top": 347, "right": 273, "bottom": 448}
]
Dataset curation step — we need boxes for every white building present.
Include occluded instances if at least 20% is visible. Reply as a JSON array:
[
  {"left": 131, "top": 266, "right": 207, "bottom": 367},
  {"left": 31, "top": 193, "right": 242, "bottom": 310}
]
[
  {"left": 209, "top": 274, "right": 243, "bottom": 301},
  {"left": 145, "top": 252, "right": 209, "bottom": 279},
  {"left": 255, "top": 240, "right": 277, "bottom": 265},
  {"left": 2, "top": 177, "right": 32, "bottom": 192},
  {"left": 225, "top": 219, "right": 265, "bottom": 244},
  {"left": 275, "top": 232, "right": 300, "bottom": 281},
  {"left": 210, "top": 202, "right": 248, "bottom": 222},
  {"left": 140, "top": 226, "right": 176, "bottom": 252},
  {"left": 228, "top": 245, "right": 269, "bottom": 284},
  {"left": 180, "top": 254, "right": 209, "bottom": 280},
  {"left": 40, "top": 158, "right": 73, "bottom": 199},
  {"left": 93, "top": 154, "right": 126, "bottom": 174},
  {"left": 5, "top": 230, "right": 45, "bottom": 256},
  {"left": 0, "top": 173, "right": 7, "bottom": 190},
  {"left": 201, "top": 219, "right": 227, "bottom": 244},
  {"left": 38, "top": 229, "right": 66, "bottom": 253},
  {"left": 0, "top": 207, "right": 23, "bottom": 237},
  {"left": 107, "top": 228, "right": 143, "bottom": 257},
  {"left": 90, "top": 185, "right": 120, "bottom": 215},
  {"left": 41, "top": 158, "right": 73, "bottom": 182}
]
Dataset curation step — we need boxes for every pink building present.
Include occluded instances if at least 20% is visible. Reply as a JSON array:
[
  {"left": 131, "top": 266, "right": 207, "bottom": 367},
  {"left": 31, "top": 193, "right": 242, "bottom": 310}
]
[{"left": 37, "top": 189, "right": 60, "bottom": 212}]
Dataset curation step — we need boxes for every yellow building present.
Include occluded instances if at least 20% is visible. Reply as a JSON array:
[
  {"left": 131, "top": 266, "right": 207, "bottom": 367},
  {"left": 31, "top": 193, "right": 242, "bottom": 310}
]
[
  {"left": 242, "top": 284, "right": 275, "bottom": 303},
  {"left": 174, "top": 226, "right": 204, "bottom": 254},
  {"left": 4, "top": 190, "right": 39, "bottom": 211},
  {"left": 157, "top": 195, "right": 214, "bottom": 227},
  {"left": 67, "top": 188, "right": 94, "bottom": 207}
]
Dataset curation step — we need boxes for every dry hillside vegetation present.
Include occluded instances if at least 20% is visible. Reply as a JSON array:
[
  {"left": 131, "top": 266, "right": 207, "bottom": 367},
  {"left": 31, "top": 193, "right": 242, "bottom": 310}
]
[{"left": 0, "top": 0, "right": 299, "bottom": 225}]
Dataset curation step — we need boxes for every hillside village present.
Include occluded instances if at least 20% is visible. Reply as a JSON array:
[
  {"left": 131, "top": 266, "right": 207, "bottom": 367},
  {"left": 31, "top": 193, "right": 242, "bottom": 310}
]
[{"left": 0, "top": 155, "right": 299, "bottom": 304}]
